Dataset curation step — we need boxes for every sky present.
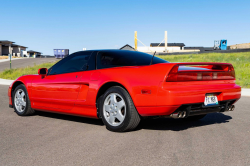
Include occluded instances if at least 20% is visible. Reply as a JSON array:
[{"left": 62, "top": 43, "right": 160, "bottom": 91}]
[{"left": 1, "top": 0, "right": 250, "bottom": 55}]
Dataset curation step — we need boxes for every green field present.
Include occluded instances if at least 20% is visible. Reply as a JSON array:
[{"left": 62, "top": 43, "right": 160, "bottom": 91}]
[
  {"left": 0, "top": 62, "right": 56, "bottom": 80},
  {"left": 0, "top": 52, "right": 249, "bottom": 88}
]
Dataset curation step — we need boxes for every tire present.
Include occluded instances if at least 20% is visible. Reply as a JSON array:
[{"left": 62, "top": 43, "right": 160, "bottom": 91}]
[
  {"left": 13, "top": 84, "right": 35, "bottom": 116},
  {"left": 100, "top": 86, "right": 140, "bottom": 132},
  {"left": 185, "top": 114, "right": 207, "bottom": 121}
]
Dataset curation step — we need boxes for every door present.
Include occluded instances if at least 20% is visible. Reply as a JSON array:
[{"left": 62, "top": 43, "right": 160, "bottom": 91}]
[{"left": 31, "top": 51, "right": 93, "bottom": 111}]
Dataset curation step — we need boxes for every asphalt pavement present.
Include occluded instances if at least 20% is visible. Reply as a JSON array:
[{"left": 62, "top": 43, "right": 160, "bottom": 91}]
[
  {"left": 0, "top": 58, "right": 57, "bottom": 72},
  {"left": 0, "top": 84, "right": 249, "bottom": 166}
]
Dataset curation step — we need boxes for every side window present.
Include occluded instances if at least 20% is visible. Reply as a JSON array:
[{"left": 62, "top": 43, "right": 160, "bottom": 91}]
[
  {"left": 49, "top": 52, "right": 92, "bottom": 75},
  {"left": 96, "top": 51, "right": 168, "bottom": 69},
  {"left": 96, "top": 52, "right": 130, "bottom": 69}
]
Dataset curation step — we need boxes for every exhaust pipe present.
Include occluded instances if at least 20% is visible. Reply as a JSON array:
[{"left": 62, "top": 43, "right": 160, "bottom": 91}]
[
  {"left": 225, "top": 105, "right": 235, "bottom": 112},
  {"left": 170, "top": 111, "right": 187, "bottom": 119},
  {"left": 230, "top": 105, "right": 235, "bottom": 111}
]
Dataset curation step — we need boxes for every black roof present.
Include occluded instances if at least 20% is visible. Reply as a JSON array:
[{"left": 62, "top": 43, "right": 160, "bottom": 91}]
[
  {"left": 0, "top": 40, "right": 15, "bottom": 43},
  {"left": 27, "top": 50, "right": 41, "bottom": 54},
  {"left": 0, "top": 41, "right": 28, "bottom": 48},
  {"left": 11, "top": 44, "right": 27, "bottom": 48},
  {"left": 150, "top": 43, "right": 185, "bottom": 47},
  {"left": 184, "top": 47, "right": 204, "bottom": 50}
]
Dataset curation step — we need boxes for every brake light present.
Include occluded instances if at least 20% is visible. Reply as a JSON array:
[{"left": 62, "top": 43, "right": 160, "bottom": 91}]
[{"left": 166, "top": 64, "right": 235, "bottom": 82}]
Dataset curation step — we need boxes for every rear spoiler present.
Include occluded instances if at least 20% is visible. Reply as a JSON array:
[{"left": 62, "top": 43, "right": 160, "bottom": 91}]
[{"left": 166, "top": 63, "right": 235, "bottom": 82}]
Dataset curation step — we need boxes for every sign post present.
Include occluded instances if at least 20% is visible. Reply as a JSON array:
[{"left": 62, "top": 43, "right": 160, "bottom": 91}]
[{"left": 9, "top": 54, "right": 11, "bottom": 69}]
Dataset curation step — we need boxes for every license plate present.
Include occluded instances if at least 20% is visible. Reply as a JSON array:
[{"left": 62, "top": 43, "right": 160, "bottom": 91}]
[{"left": 204, "top": 95, "right": 218, "bottom": 106}]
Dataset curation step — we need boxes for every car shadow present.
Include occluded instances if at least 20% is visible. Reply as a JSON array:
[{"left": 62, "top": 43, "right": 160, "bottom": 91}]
[
  {"left": 34, "top": 111, "right": 232, "bottom": 131},
  {"left": 35, "top": 111, "right": 104, "bottom": 126},
  {"left": 137, "top": 113, "right": 232, "bottom": 131}
]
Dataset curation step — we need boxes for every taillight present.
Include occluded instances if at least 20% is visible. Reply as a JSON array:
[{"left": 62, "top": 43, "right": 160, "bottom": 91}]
[{"left": 166, "top": 65, "right": 235, "bottom": 82}]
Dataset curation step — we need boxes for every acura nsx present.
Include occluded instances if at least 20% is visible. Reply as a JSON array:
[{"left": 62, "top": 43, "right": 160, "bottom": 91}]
[{"left": 8, "top": 50, "right": 241, "bottom": 132}]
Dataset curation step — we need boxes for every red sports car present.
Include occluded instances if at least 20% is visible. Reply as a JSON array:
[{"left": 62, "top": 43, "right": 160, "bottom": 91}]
[{"left": 8, "top": 50, "right": 241, "bottom": 132}]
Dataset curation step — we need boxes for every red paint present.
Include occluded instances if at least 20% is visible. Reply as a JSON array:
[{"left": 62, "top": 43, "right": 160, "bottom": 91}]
[{"left": 8, "top": 62, "right": 241, "bottom": 118}]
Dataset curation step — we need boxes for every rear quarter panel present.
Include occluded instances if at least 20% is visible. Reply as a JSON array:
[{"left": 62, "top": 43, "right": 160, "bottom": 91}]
[{"left": 93, "top": 63, "right": 176, "bottom": 107}]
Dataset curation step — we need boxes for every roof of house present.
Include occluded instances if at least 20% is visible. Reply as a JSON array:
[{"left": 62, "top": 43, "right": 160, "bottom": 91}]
[
  {"left": 0, "top": 40, "right": 15, "bottom": 44},
  {"left": 120, "top": 44, "right": 135, "bottom": 51},
  {"left": 27, "top": 50, "right": 42, "bottom": 54},
  {"left": 11, "top": 44, "right": 28, "bottom": 48},
  {"left": 150, "top": 43, "right": 185, "bottom": 47},
  {"left": 0, "top": 41, "right": 27, "bottom": 48}
]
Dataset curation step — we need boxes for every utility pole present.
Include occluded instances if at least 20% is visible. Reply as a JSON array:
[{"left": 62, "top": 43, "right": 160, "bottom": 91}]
[
  {"left": 134, "top": 31, "right": 137, "bottom": 51},
  {"left": 165, "top": 31, "right": 168, "bottom": 52}
]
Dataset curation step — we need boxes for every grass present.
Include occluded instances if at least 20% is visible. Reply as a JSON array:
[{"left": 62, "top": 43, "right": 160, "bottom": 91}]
[
  {"left": 0, "top": 62, "right": 56, "bottom": 80},
  {"left": 0, "top": 56, "right": 20, "bottom": 60},
  {"left": 0, "top": 52, "right": 249, "bottom": 88},
  {"left": 0, "top": 56, "right": 8, "bottom": 60},
  {"left": 157, "top": 52, "right": 250, "bottom": 88}
]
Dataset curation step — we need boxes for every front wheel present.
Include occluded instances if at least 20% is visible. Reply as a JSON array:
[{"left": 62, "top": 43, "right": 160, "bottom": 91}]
[
  {"left": 13, "top": 84, "right": 35, "bottom": 116},
  {"left": 100, "top": 86, "right": 140, "bottom": 132}
]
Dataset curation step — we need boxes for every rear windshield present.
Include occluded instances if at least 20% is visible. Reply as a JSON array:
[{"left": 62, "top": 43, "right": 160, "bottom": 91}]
[{"left": 97, "top": 50, "right": 168, "bottom": 69}]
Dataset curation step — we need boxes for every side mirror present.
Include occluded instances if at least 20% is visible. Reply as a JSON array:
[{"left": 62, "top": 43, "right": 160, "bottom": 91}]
[{"left": 38, "top": 68, "right": 48, "bottom": 77}]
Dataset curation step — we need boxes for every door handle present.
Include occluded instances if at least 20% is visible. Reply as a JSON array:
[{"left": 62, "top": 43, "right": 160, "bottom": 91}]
[{"left": 76, "top": 75, "right": 78, "bottom": 78}]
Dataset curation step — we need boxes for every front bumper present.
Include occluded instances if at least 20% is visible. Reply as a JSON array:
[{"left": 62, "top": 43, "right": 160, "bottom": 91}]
[{"left": 8, "top": 86, "right": 13, "bottom": 107}]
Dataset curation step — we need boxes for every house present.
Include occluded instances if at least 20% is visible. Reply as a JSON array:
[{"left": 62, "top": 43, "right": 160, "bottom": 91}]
[
  {"left": 27, "top": 50, "right": 42, "bottom": 58},
  {"left": 0, "top": 40, "right": 14, "bottom": 56},
  {"left": 12, "top": 44, "right": 28, "bottom": 57},
  {"left": 0, "top": 40, "right": 28, "bottom": 57}
]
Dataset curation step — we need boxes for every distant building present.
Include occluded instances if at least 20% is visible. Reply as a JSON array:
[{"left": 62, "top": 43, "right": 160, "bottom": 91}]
[
  {"left": 0, "top": 40, "right": 44, "bottom": 57},
  {"left": 150, "top": 43, "right": 185, "bottom": 49},
  {"left": 136, "top": 43, "right": 186, "bottom": 53},
  {"left": 27, "top": 50, "right": 42, "bottom": 58},
  {"left": 120, "top": 44, "right": 135, "bottom": 51},
  {"left": 12, "top": 44, "right": 28, "bottom": 57},
  {"left": 0, "top": 40, "right": 27, "bottom": 57}
]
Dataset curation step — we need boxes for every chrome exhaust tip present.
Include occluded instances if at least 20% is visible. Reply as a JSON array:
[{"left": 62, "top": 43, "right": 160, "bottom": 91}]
[
  {"left": 181, "top": 111, "right": 187, "bottom": 118},
  {"left": 231, "top": 105, "right": 235, "bottom": 111},
  {"left": 171, "top": 111, "right": 186, "bottom": 119},
  {"left": 171, "top": 112, "right": 182, "bottom": 119}
]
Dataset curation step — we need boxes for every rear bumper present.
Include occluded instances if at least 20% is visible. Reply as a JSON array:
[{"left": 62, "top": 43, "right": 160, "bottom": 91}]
[
  {"left": 172, "top": 99, "right": 237, "bottom": 117},
  {"left": 137, "top": 82, "right": 241, "bottom": 116},
  {"left": 158, "top": 82, "right": 241, "bottom": 106},
  {"left": 137, "top": 99, "right": 239, "bottom": 117}
]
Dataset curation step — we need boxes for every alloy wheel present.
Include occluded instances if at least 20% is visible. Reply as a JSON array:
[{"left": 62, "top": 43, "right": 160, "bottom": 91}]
[{"left": 103, "top": 93, "right": 126, "bottom": 126}]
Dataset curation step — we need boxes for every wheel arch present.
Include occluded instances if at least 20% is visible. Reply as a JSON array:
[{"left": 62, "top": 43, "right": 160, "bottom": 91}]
[
  {"left": 96, "top": 81, "right": 131, "bottom": 118},
  {"left": 11, "top": 81, "right": 25, "bottom": 97}
]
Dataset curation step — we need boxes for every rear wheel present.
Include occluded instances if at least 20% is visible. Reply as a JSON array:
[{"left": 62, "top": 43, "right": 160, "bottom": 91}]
[
  {"left": 100, "top": 86, "right": 140, "bottom": 132},
  {"left": 13, "top": 84, "right": 35, "bottom": 116}
]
